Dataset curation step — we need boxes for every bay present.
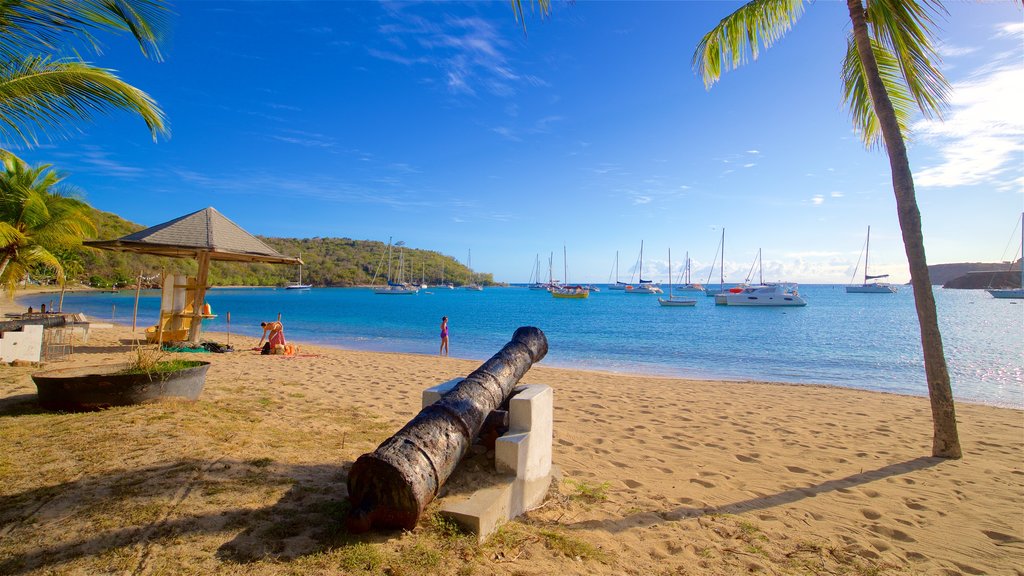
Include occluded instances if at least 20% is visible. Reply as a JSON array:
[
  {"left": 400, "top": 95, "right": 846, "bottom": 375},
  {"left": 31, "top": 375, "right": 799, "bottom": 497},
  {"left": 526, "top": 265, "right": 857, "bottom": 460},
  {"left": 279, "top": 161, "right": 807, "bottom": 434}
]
[{"left": 35, "top": 285, "right": 1023, "bottom": 408}]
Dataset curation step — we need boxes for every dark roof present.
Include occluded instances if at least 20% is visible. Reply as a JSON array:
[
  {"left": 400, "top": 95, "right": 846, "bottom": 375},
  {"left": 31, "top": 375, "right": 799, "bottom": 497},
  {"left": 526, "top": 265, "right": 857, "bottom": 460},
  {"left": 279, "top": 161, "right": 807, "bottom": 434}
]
[{"left": 84, "top": 207, "right": 301, "bottom": 265}]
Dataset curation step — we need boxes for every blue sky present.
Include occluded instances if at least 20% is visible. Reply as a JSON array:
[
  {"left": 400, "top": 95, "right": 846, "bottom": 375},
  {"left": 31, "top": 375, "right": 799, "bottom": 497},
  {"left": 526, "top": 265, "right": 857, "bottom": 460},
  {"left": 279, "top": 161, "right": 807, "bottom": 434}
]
[{"left": 15, "top": 1, "right": 1024, "bottom": 284}]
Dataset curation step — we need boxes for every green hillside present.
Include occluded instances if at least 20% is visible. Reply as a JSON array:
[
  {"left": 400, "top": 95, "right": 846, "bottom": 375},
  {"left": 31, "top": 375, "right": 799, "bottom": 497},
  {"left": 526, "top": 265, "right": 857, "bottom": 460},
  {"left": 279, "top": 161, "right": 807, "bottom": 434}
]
[{"left": 65, "top": 209, "right": 491, "bottom": 288}]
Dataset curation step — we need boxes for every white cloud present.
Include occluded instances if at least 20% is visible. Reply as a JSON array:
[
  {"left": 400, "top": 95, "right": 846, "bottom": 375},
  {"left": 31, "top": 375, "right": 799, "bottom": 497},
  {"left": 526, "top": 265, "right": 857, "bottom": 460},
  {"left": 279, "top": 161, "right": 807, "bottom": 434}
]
[
  {"left": 830, "top": 191, "right": 844, "bottom": 198},
  {"left": 913, "top": 24, "right": 1024, "bottom": 190},
  {"left": 811, "top": 195, "right": 824, "bottom": 205}
]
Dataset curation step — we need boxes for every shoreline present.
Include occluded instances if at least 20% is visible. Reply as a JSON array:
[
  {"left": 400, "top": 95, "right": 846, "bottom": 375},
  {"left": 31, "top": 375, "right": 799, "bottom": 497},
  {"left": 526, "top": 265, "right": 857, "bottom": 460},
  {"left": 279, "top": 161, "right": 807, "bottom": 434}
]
[{"left": 8, "top": 289, "right": 1020, "bottom": 411}]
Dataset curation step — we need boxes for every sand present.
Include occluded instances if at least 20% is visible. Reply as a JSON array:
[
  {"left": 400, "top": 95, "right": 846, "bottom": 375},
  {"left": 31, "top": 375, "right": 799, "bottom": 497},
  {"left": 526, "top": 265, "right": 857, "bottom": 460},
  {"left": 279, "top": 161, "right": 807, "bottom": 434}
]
[{"left": 1, "top": 293, "right": 1022, "bottom": 575}]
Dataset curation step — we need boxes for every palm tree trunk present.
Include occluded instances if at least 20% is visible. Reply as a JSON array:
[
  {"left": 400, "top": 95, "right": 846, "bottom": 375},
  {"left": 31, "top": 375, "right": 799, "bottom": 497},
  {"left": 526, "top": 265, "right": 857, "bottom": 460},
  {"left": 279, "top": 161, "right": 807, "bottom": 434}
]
[{"left": 846, "top": 0, "right": 961, "bottom": 458}]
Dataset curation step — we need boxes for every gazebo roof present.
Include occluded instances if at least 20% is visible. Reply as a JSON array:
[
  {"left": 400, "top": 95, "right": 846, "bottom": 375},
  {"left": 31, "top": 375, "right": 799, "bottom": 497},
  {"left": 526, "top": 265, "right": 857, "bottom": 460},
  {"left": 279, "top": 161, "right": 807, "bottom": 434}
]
[{"left": 84, "top": 207, "right": 301, "bottom": 265}]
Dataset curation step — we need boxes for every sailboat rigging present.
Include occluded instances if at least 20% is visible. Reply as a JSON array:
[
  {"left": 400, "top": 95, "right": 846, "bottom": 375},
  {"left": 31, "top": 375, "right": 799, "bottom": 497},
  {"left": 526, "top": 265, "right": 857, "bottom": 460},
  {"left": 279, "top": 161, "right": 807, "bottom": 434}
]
[
  {"left": 659, "top": 248, "right": 697, "bottom": 307},
  {"left": 846, "top": 226, "right": 897, "bottom": 293},
  {"left": 987, "top": 212, "right": 1024, "bottom": 299},
  {"left": 285, "top": 252, "right": 311, "bottom": 290}
]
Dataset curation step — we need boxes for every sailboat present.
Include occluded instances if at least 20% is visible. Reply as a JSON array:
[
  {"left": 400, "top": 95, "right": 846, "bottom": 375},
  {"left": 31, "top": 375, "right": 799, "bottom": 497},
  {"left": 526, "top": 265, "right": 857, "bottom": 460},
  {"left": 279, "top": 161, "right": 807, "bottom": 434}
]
[
  {"left": 607, "top": 250, "right": 628, "bottom": 290},
  {"left": 717, "top": 249, "right": 806, "bottom": 306},
  {"left": 846, "top": 226, "right": 897, "bottom": 293},
  {"left": 464, "top": 249, "right": 483, "bottom": 291},
  {"left": 434, "top": 260, "right": 454, "bottom": 289},
  {"left": 673, "top": 251, "right": 705, "bottom": 294},
  {"left": 552, "top": 246, "right": 589, "bottom": 299},
  {"left": 705, "top": 228, "right": 726, "bottom": 297},
  {"left": 988, "top": 212, "right": 1024, "bottom": 299},
  {"left": 285, "top": 252, "right": 311, "bottom": 290},
  {"left": 625, "top": 241, "right": 663, "bottom": 294},
  {"left": 659, "top": 248, "right": 697, "bottom": 307},
  {"left": 374, "top": 238, "right": 418, "bottom": 295},
  {"left": 528, "top": 254, "right": 548, "bottom": 290}
]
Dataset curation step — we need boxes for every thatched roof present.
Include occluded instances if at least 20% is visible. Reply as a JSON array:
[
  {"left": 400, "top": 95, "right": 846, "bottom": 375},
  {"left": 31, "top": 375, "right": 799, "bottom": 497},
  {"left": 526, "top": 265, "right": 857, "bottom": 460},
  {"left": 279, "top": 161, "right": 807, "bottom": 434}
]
[{"left": 84, "top": 207, "right": 301, "bottom": 265}]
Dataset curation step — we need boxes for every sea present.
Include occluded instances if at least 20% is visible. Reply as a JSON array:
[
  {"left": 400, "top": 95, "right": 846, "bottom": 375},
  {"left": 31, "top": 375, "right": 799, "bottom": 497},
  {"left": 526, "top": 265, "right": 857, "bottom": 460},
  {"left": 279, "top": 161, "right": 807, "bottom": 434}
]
[{"left": 30, "top": 284, "right": 1024, "bottom": 409}]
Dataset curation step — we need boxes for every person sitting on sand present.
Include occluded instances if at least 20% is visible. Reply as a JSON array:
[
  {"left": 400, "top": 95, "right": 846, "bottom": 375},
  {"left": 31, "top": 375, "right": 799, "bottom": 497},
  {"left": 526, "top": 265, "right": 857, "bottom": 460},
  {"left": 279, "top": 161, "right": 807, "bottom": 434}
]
[{"left": 258, "top": 321, "right": 286, "bottom": 350}]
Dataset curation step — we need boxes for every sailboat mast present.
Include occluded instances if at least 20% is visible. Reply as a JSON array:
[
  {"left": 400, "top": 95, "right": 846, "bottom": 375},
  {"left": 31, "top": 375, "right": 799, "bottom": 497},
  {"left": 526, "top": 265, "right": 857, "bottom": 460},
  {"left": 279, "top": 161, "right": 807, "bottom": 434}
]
[
  {"left": 668, "top": 248, "right": 673, "bottom": 293},
  {"left": 865, "top": 226, "right": 871, "bottom": 283},
  {"left": 563, "top": 245, "right": 568, "bottom": 284},
  {"left": 720, "top": 228, "right": 725, "bottom": 291},
  {"left": 386, "top": 237, "right": 393, "bottom": 284}
]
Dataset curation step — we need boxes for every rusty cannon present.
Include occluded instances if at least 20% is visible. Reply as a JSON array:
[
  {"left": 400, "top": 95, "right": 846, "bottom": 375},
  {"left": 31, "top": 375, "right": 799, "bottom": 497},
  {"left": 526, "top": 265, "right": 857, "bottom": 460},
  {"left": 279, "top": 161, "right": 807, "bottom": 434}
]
[{"left": 346, "top": 326, "right": 548, "bottom": 532}]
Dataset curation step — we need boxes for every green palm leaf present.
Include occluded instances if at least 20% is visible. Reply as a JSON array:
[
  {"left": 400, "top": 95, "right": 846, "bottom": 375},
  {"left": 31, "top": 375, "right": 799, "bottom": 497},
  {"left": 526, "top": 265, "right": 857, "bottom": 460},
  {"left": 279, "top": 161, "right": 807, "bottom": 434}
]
[
  {"left": 0, "top": 0, "right": 171, "bottom": 61},
  {"left": 842, "top": 36, "right": 916, "bottom": 149},
  {"left": 0, "top": 56, "right": 167, "bottom": 147},
  {"left": 692, "top": 0, "right": 807, "bottom": 88}
]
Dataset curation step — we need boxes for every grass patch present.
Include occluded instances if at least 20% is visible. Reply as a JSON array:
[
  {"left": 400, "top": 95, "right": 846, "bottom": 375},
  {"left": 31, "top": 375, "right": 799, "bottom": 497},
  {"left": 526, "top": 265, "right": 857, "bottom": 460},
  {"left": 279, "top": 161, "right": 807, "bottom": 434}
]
[
  {"left": 566, "top": 479, "right": 610, "bottom": 503},
  {"left": 115, "top": 359, "right": 205, "bottom": 376},
  {"left": 539, "top": 529, "right": 605, "bottom": 561},
  {"left": 336, "top": 542, "right": 386, "bottom": 573}
]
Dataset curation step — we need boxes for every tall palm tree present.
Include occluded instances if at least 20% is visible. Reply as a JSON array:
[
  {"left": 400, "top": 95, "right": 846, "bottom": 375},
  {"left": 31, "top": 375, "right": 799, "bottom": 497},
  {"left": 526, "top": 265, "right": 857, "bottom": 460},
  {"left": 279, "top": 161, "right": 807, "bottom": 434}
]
[
  {"left": 693, "top": 0, "right": 961, "bottom": 458},
  {"left": 0, "top": 157, "right": 96, "bottom": 291},
  {"left": 0, "top": 0, "right": 171, "bottom": 157}
]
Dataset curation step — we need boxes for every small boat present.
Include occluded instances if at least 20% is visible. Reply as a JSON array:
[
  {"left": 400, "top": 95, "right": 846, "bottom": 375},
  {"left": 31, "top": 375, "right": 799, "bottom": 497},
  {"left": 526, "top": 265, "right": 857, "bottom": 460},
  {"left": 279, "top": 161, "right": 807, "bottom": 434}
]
[
  {"left": 673, "top": 251, "right": 705, "bottom": 294},
  {"left": 374, "top": 238, "right": 418, "bottom": 295},
  {"left": 846, "top": 226, "right": 897, "bottom": 293},
  {"left": 552, "top": 246, "right": 589, "bottom": 299},
  {"left": 285, "top": 252, "right": 311, "bottom": 290},
  {"left": 625, "top": 241, "right": 663, "bottom": 294},
  {"left": 705, "top": 228, "right": 726, "bottom": 297},
  {"left": 607, "top": 251, "right": 629, "bottom": 290},
  {"left": 463, "top": 249, "right": 484, "bottom": 291},
  {"left": 659, "top": 248, "right": 697, "bottom": 307},
  {"left": 988, "top": 212, "right": 1024, "bottom": 299}
]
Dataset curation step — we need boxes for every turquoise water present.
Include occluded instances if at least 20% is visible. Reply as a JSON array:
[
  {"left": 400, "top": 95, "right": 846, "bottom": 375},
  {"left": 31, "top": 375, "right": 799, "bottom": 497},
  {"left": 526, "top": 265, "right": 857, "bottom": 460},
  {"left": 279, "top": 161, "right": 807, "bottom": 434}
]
[{"left": 37, "top": 285, "right": 1023, "bottom": 408}]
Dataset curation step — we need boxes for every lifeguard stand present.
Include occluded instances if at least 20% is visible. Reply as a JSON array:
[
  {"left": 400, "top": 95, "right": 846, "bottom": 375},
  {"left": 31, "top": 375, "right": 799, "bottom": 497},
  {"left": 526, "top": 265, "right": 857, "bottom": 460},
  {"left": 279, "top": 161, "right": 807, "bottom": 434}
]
[{"left": 145, "top": 274, "right": 216, "bottom": 344}]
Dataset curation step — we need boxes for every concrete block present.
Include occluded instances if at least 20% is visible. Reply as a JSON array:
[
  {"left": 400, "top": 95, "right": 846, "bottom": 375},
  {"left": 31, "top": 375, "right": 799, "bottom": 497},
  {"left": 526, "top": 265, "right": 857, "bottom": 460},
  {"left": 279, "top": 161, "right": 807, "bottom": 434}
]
[
  {"left": 0, "top": 324, "right": 43, "bottom": 363},
  {"left": 422, "top": 377, "right": 462, "bottom": 408}
]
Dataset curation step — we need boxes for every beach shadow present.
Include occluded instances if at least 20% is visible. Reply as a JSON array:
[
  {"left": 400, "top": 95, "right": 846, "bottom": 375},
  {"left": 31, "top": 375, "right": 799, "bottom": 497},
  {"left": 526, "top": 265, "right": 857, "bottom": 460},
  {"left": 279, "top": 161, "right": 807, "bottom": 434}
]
[
  {"left": 0, "top": 393, "right": 46, "bottom": 417},
  {"left": 0, "top": 458, "right": 374, "bottom": 575},
  {"left": 67, "top": 344, "right": 134, "bottom": 354},
  {"left": 568, "top": 457, "right": 944, "bottom": 533}
]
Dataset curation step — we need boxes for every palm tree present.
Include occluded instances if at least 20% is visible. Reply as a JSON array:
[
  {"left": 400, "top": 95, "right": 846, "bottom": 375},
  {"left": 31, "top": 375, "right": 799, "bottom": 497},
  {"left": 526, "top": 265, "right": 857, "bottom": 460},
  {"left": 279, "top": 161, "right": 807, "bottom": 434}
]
[
  {"left": 693, "top": 0, "right": 961, "bottom": 458},
  {"left": 0, "top": 0, "right": 171, "bottom": 157},
  {"left": 0, "top": 157, "right": 96, "bottom": 291}
]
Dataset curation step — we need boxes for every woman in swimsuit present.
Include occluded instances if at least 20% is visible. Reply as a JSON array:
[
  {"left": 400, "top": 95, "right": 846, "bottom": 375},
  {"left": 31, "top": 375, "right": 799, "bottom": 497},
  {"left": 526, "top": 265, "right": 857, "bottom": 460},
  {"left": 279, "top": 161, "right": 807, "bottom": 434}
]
[{"left": 439, "top": 316, "right": 449, "bottom": 356}]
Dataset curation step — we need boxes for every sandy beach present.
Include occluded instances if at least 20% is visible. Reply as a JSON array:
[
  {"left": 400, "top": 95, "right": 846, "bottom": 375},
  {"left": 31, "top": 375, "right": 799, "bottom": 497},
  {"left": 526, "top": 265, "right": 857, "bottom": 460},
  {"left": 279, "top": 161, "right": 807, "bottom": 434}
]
[{"left": 1, "top": 293, "right": 1021, "bottom": 575}]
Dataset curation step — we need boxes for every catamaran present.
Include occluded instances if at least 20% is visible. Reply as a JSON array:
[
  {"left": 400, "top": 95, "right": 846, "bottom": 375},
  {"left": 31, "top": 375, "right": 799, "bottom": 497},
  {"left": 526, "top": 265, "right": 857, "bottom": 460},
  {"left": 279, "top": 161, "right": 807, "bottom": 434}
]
[
  {"left": 846, "top": 226, "right": 897, "bottom": 293},
  {"left": 988, "top": 212, "right": 1024, "bottom": 299},
  {"left": 625, "top": 241, "right": 663, "bottom": 294},
  {"left": 374, "top": 238, "right": 418, "bottom": 295},
  {"left": 659, "top": 248, "right": 697, "bottom": 307},
  {"left": 716, "top": 249, "right": 806, "bottom": 306}
]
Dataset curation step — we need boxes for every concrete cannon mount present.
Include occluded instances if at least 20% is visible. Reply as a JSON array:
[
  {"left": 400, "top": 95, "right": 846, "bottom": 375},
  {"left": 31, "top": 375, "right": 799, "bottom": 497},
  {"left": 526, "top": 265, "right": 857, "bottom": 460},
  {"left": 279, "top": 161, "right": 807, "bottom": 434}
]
[{"left": 31, "top": 362, "right": 210, "bottom": 412}]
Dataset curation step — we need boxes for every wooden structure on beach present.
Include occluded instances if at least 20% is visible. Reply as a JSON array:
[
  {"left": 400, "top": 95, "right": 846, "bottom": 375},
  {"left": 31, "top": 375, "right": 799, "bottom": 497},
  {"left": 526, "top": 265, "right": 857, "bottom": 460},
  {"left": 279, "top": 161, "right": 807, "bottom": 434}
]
[{"left": 84, "top": 207, "right": 301, "bottom": 344}]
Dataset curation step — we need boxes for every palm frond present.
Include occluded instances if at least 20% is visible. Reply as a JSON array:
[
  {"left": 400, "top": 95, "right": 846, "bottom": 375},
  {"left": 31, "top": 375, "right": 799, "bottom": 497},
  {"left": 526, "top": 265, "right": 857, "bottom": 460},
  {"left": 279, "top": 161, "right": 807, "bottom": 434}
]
[
  {"left": 693, "top": 0, "right": 807, "bottom": 88},
  {"left": 842, "top": 35, "right": 916, "bottom": 149},
  {"left": 0, "top": 220, "right": 25, "bottom": 248},
  {"left": 508, "top": 0, "right": 552, "bottom": 35},
  {"left": 0, "top": 0, "right": 171, "bottom": 61},
  {"left": 0, "top": 56, "right": 167, "bottom": 147},
  {"left": 1, "top": 243, "right": 62, "bottom": 290},
  {"left": 865, "top": 0, "right": 949, "bottom": 120}
]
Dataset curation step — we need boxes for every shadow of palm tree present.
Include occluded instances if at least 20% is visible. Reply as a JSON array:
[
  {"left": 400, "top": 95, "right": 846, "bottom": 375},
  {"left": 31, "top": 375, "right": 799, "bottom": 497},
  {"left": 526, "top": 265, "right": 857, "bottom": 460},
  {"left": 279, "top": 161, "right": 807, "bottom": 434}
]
[
  {"left": 568, "top": 457, "right": 944, "bottom": 533},
  {"left": 0, "top": 458, "right": 378, "bottom": 575}
]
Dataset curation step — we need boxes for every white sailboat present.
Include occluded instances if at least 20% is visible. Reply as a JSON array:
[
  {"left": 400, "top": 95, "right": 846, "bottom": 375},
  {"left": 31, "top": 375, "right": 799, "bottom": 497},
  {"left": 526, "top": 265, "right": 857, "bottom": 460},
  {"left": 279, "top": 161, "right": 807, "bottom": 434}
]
[
  {"left": 607, "top": 250, "right": 628, "bottom": 290},
  {"left": 285, "top": 252, "right": 311, "bottom": 290},
  {"left": 434, "top": 260, "right": 454, "bottom": 289},
  {"left": 374, "top": 238, "right": 418, "bottom": 295},
  {"left": 528, "top": 254, "right": 547, "bottom": 290},
  {"left": 464, "top": 249, "right": 483, "bottom": 291},
  {"left": 846, "top": 226, "right": 897, "bottom": 293},
  {"left": 705, "top": 228, "right": 726, "bottom": 297},
  {"left": 625, "top": 241, "right": 663, "bottom": 294},
  {"left": 717, "top": 249, "right": 807, "bottom": 306},
  {"left": 673, "top": 251, "right": 705, "bottom": 294},
  {"left": 659, "top": 248, "right": 697, "bottom": 307},
  {"left": 988, "top": 212, "right": 1024, "bottom": 299}
]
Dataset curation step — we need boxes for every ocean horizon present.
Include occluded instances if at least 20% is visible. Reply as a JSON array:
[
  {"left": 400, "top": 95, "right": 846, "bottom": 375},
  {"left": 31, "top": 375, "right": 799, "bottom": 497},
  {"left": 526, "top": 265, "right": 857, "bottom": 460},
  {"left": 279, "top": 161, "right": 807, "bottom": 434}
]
[{"left": 27, "top": 284, "right": 1023, "bottom": 409}]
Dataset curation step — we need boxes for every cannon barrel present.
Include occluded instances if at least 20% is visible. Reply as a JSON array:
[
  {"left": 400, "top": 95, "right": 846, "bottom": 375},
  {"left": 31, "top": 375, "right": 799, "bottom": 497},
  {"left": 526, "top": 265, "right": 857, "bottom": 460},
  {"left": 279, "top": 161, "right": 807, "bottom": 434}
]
[{"left": 347, "top": 326, "right": 548, "bottom": 532}]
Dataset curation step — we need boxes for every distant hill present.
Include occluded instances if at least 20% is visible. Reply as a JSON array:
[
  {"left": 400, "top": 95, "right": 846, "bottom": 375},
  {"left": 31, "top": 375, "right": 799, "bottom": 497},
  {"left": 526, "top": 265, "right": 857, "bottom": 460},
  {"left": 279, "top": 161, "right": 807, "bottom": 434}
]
[
  {"left": 60, "top": 208, "right": 492, "bottom": 289},
  {"left": 929, "top": 261, "right": 1021, "bottom": 289}
]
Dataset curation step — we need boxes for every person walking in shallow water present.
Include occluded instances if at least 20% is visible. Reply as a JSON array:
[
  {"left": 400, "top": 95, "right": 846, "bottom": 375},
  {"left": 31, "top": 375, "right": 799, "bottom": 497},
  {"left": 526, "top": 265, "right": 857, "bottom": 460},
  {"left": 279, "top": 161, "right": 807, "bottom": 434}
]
[{"left": 439, "top": 316, "right": 449, "bottom": 356}]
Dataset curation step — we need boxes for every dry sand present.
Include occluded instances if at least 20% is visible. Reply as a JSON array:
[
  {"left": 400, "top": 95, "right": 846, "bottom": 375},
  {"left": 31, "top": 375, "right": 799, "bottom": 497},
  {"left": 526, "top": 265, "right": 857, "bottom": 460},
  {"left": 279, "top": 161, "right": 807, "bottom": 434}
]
[{"left": 0, "top": 294, "right": 1021, "bottom": 575}]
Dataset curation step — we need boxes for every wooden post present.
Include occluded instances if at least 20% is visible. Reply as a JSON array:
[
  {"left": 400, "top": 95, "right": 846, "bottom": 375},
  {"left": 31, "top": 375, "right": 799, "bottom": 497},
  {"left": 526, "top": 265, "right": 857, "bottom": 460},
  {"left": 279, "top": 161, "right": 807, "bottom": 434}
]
[
  {"left": 132, "top": 271, "right": 142, "bottom": 332},
  {"left": 188, "top": 251, "right": 212, "bottom": 344},
  {"left": 226, "top": 311, "right": 231, "bottom": 346}
]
